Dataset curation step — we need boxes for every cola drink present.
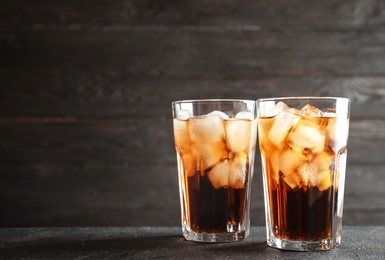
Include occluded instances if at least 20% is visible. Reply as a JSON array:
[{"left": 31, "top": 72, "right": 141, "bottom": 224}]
[
  {"left": 257, "top": 98, "right": 350, "bottom": 251},
  {"left": 173, "top": 100, "right": 257, "bottom": 242},
  {"left": 186, "top": 169, "right": 248, "bottom": 233}
]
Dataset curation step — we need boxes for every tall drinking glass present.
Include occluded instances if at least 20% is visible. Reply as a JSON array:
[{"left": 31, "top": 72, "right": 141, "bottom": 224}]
[
  {"left": 257, "top": 97, "right": 350, "bottom": 251},
  {"left": 172, "top": 99, "right": 257, "bottom": 242}
]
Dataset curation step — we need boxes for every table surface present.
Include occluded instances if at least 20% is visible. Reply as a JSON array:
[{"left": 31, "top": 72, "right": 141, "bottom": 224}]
[{"left": 0, "top": 226, "right": 384, "bottom": 259}]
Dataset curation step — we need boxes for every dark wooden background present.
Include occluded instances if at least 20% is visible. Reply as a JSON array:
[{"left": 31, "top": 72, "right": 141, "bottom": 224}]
[{"left": 1, "top": 0, "right": 384, "bottom": 227}]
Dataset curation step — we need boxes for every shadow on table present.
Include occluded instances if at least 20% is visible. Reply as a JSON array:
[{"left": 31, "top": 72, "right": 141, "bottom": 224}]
[
  {"left": 1, "top": 234, "right": 182, "bottom": 258},
  {"left": 1, "top": 233, "right": 340, "bottom": 259}
]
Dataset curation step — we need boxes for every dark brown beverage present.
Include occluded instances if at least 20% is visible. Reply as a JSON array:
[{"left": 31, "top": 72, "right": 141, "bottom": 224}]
[
  {"left": 186, "top": 170, "right": 248, "bottom": 233},
  {"left": 173, "top": 109, "right": 256, "bottom": 237},
  {"left": 258, "top": 101, "right": 348, "bottom": 242},
  {"left": 269, "top": 180, "right": 334, "bottom": 240},
  {"left": 257, "top": 98, "right": 350, "bottom": 250}
]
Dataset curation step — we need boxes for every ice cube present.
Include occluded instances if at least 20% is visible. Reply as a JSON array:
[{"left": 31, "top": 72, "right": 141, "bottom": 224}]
[
  {"left": 289, "top": 119, "right": 326, "bottom": 153},
  {"left": 235, "top": 111, "right": 254, "bottom": 120},
  {"left": 312, "top": 152, "right": 333, "bottom": 172},
  {"left": 326, "top": 117, "right": 349, "bottom": 152},
  {"left": 297, "top": 163, "right": 313, "bottom": 186},
  {"left": 229, "top": 152, "right": 248, "bottom": 189},
  {"left": 299, "top": 166, "right": 331, "bottom": 204},
  {"left": 283, "top": 174, "right": 302, "bottom": 190},
  {"left": 268, "top": 152, "right": 280, "bottom": 186},
  {"left": 265, "top": 101, "right": 289, "bottom": 117},
  {"left": 208, "top": 160, "right": 229, "bottom": 189},
  {"left": 207, "top": 110, "right": 229, "bottom": 119},
  {"left": 298, "top": 152, "right": 333, "bottom": 188},
  {"left": 224, "top": 119, "right": 252, "bottom": 153},
  {"left": 268, "top": 111, "right": 300, "bottom": 149},
  {"left": 301, "top": 104, "right": 322, "bottom": 117},
  {"left": 297, "top": 163, "right": 329, "bottom": 187},
  {"left": 261, "top": 151, "right": 279, "bottom": 187},
  {"left": 178, "top": 109, "right": 192, "bottom": 120},
  {"left": 322, "top": 111, "right": 337, "bottom": 118},
  {"left": 173, "top": 119, "right": 191, "bottom": 152},
  {"left": 279, "top": 148, "right": 307, "bottom": 177},
  {"left": 257, "top": 118, "right": 274, "bottom": 152},
  {"left": 195, "top": 141, "right": 228, "bottom": 170},
  {"left": 325, "top": 119, "right": 336, "bottom": 140},
  {"left": 189, "top": 113, "right": 225, "bottom": 143},
  {"left": 317, "top": 171, "right": 332, "bottom": 191},
  {"left": 317, "top": 172, "right": 331, "bottom": 191},
  {"left": 310, "top": 152, "right": 333, "bottom": 190},
  {"left": 181, "top": 153, "right": 196, "bottom": 177}
]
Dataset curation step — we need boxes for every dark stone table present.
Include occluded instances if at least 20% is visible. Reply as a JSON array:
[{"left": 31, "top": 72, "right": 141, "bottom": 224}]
[{"left": 0, "top": 226, "right": 384, "bottom": 259}]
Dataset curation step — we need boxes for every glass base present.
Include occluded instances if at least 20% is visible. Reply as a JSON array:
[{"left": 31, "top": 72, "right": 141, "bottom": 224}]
[
  {"left": 182, "top": 224, "right": 249, "bottom": 242},
  {"left": 267, "top": 236, "right": 340, "bottom": 251}
]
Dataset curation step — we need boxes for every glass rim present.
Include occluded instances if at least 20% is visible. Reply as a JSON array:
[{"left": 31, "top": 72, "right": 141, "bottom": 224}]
[
  {"left": 256, "top": 96, "right": 350, "bottom": 103},
  {"left": 172, "top": 99, "right": 256, "bottom": 105}
]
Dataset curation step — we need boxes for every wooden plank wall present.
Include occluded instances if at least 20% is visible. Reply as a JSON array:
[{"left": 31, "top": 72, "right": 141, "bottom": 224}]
[{"left": 0, "top": 0, "right": 384, "bottom": 227}]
